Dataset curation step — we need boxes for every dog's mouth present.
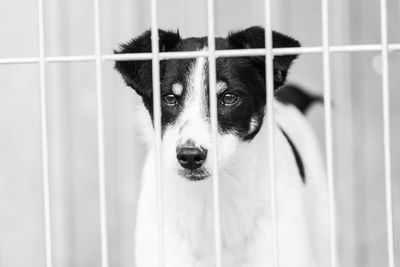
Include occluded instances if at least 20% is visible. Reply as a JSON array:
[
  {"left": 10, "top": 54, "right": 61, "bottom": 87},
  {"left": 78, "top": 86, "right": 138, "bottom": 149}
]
[{"left": 178, "top": 168, "right": 211, "bottom": 181}]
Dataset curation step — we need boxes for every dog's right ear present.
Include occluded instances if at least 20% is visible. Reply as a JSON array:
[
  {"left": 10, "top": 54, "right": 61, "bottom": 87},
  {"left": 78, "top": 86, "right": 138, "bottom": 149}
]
[{"left": 114, "top": 29, "right": 181, "bottom": 98}]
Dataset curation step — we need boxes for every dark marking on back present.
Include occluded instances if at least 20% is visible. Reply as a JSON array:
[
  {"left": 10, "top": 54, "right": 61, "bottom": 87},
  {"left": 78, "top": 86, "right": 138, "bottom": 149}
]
[{"left": 280, "top": 128, "right": 305, "bottom": 183}]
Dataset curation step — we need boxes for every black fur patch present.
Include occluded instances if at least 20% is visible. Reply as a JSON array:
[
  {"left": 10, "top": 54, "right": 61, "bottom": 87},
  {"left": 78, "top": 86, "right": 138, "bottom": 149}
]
[
  {"left": 227, "top": 26, "right": 300, "bottom": 89},
  {"left": 114, "top": 26, "right": 300, "bottom": 141},
  {"left": 280, "top": 128, "right": 305, "bottom": 183}
]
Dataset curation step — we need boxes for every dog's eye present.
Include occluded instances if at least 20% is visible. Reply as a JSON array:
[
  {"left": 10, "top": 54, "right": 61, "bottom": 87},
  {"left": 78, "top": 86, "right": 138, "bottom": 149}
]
[
  {"left": 163, "top": 94, "right": 177, "bottom": 106},
  {"left": 221, "top": 93, "right": 239, "bottom": 106}
]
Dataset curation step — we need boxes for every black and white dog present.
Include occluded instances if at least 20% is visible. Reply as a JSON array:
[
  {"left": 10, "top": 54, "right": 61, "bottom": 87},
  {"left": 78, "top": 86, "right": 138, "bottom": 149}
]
[{"left": 115, "top": 26, "right": 330, "bottom": 267}]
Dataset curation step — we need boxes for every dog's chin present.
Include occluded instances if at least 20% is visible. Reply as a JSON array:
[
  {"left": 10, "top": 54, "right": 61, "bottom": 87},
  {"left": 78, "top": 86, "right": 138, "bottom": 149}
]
[{"left": 178, "top": 168, "right": 211, "bottom": 181}]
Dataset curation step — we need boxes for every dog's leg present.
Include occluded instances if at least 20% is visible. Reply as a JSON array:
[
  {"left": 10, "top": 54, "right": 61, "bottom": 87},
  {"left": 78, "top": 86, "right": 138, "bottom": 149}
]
[
  {"left": 134, "top": 172, "right": 160, "bottom": 267},
  {"left": 135, "top": 151, "right": 197, "bottom": 267},
  {"left": 135, "top": 205, "right": 198, "bottom": 267},
  {"left": 239, "top": 217, "right": 316, "bottom": 267}
]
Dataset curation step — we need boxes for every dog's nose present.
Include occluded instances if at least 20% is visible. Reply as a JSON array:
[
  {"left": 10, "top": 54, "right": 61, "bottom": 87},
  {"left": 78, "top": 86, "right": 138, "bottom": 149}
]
[{"left": 176, "top": 146, "right": 208, "bottom": 170}]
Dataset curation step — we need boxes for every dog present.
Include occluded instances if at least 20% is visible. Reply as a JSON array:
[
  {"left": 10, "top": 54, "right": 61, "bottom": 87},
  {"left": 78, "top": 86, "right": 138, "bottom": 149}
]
[{"left": 115, "top": 26, "right": 330, "bottom": 267}]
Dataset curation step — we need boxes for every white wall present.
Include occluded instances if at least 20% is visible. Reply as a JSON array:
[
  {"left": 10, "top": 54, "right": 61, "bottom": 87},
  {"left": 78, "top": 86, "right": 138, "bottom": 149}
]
[{"left": 0, "top": 0, "right": 399, "bottom": 266}]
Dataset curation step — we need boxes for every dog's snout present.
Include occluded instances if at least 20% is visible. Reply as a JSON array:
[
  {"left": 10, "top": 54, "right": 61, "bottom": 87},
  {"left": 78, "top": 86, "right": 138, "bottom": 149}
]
[{"left": 176, "top": 146, "right": 207, "bottom": 170}]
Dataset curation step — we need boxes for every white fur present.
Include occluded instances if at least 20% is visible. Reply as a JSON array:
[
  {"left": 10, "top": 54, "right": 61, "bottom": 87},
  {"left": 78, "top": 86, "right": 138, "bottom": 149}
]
[
  {"left": 133, "top": 57, "right": 330, "bottom": 267},
  {"left": 217, "top": 81, "right": 227, "bottom": 94},
  {"left": 172, "top": 83, "right": 184, "bottom": 96},
  {"left": 248, "top": 116, "right": 259, "bottom": 134}
]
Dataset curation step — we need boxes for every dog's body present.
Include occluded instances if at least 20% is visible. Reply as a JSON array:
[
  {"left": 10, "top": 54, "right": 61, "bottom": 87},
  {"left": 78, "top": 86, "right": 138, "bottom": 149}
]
[{"left": 115, "top": 26, "right": 330, "bottom": 267}]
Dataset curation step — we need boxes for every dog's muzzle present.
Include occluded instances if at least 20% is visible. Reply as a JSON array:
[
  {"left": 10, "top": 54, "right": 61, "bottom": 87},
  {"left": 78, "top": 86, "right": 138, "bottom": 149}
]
[{"left": 176, "top": 145, "right": 207, "bottom": 170}]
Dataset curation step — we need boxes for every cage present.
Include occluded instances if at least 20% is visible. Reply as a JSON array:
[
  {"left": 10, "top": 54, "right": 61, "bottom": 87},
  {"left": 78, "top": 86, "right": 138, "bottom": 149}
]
[{"left": 0, "top": 0, "right": 399, "bottom": 266}]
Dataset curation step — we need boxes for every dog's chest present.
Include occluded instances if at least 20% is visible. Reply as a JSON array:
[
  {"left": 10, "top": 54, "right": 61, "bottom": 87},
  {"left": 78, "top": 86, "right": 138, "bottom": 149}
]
[{"left": 163, "top": 173, "right": 266, "bottom": 264}]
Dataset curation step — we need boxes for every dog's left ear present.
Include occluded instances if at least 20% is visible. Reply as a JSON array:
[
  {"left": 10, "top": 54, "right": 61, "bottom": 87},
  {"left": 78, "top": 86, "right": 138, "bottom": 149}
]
[{"left": 227, "top": 26, "right": 300, "bottom": 89}]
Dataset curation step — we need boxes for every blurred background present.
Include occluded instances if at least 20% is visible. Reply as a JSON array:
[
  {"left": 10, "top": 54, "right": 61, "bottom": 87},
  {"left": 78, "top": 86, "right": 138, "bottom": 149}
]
[{"left": 0, "top": 0, "right": 399, "bottom": 266}]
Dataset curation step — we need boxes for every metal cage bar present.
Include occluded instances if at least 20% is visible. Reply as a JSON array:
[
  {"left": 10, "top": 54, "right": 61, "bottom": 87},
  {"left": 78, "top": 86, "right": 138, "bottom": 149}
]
[
  {"left": 379, "top": 0, "right": 395, "bottom": 266},
  {"left": 264, "top": 0, "right": 279, "bottom": 266},
  {"left": 321, "top": 0, "right": 338, "bottom": 267},
  {"left": 206, "top": 0, "right": 223, "bottom": 266},
  {"left": 37, "top": 0, "right": 53, "bottom": 266},
  {"left": 93, "top": 0, "right": 110, "bottom": 266},
  {"left": 150, "top": 0, "right": 166, "bottom": 266},
  {"left": 2, "top": 44, "right": 400, "bottom": 65}
]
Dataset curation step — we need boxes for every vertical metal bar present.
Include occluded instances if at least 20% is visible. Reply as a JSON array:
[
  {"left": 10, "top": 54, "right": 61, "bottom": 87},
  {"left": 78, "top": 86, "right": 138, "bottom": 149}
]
[
  {"left": 321, "top": 0, "right": 337, "bottom": 266},
  {"left": 264, "top": 0, "right": 279, "bottom": 266},
  {"left": 37, "top": 0, "right": 53, "bottom": 266},
  {"left": 150, "top": 0, "right": 165, "bottom": 266},
  {"left": 379, "top": 0, "right": 395, "bottom": 266},
  {"left": 206, "top": 1, "right": 222, "bottom": 267},
  {"left": 93, "top": 0, "right": 109, "bottom": 266}
]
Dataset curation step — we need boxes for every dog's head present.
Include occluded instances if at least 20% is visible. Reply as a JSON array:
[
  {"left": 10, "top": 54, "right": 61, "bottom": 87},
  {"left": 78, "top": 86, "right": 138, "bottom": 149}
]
[{"left": 115, "top": 26, "right": 300, "bottom": 181}]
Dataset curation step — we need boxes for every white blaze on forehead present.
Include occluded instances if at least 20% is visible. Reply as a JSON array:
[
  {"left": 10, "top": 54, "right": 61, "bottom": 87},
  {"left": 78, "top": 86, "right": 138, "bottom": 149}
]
[
  {"left": 172, "top": 83, "right": 183, "bottom": 96},
  {"left": 190, "top": 56, "right": 207, "bottom": 96},
  {"left": 176, "top": 52, "right": 210, "bottom": 145},
  {"left": 184, "top": 54, "right": 207, "bottom": 115}
]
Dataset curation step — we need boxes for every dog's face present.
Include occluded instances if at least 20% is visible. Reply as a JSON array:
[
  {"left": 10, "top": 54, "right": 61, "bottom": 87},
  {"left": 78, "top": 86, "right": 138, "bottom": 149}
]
[{"left": 115, "top": 26, "right": 299, "bottom": 181}]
